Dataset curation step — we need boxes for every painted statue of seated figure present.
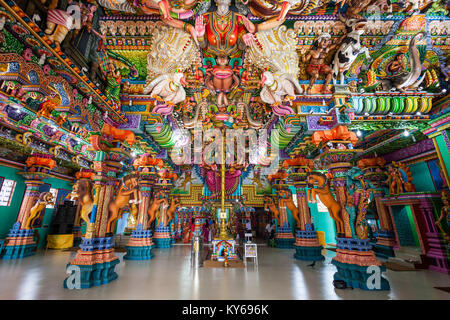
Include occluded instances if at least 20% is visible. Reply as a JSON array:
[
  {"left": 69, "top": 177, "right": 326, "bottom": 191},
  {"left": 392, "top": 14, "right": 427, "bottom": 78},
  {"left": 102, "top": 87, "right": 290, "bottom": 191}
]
[{"left": 205, "top": 55, "right": 240, "bottom": 108}]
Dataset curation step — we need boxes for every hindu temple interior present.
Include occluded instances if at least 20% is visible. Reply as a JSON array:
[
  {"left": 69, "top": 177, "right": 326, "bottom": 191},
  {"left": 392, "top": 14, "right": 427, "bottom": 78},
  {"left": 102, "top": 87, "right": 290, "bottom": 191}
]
[{"left": 0, "top": 0, "right": 449, "bottom": 300}]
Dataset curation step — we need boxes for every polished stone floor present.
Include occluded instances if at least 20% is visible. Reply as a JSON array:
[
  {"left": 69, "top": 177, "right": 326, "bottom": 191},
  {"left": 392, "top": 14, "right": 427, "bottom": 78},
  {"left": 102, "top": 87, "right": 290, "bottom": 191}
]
[{"left": 0, "top": 245, "right": 449, "bottom": 300}]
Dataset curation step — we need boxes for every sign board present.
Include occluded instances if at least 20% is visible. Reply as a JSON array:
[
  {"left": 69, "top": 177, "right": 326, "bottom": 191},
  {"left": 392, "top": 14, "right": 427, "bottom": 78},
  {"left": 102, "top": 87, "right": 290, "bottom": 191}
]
[{"left": 245, "top": 243, "right": 257, "bottom": 258}]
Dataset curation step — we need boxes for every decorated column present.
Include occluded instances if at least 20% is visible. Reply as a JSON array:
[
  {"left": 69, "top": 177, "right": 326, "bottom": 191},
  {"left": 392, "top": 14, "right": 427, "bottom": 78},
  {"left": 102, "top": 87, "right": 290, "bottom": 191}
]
[
  {"left": 122, "top": 155, "right": 161, "bottom": 260},
  {"left": 284, "top": 157, "right": 324, "bottom": 261},
  {"left": 70, "top": 170, "right": 96, "bottom": 247},
  {"left": 357, "top": 157, "right": 396, "bottom": 259},
  {"left": 267, "top": 171, "right": 296, "bottom": 248},
  {"left": 312, "top": 125, "right": 389, "bottom": 290},
  {"left": 151, "top": 170, "right": 179, "bottom": 248},
  {"left": 64, "top": 131, "right": 133, "bottom": 289},
  {"left": 1, "top": 153, "right": 55, "bottom": 259}
]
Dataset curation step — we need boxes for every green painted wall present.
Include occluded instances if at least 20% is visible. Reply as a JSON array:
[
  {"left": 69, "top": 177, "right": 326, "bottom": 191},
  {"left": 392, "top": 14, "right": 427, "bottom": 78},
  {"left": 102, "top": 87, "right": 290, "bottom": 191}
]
[
  {"left": 310, "top": 202, "right": 337, "bottom": 245},
  {"left": 435, "top": 132, "right": 450, "bottom": 181},
  {"left": 0, "top": 166, "right": 26, "bottom": 239},
  {"left": 409, "top": 161, "right": 436, "bottom": 192},
  {"left": 0, "top": 165, "right": 73, "bottom": 249}
]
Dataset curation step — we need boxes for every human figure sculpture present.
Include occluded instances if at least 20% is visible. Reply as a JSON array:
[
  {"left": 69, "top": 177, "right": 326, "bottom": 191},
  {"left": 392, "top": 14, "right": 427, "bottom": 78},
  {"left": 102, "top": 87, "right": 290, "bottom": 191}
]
[
  {"left": 24, "top": 192, "right": 54, "bottom": 229},
  {"left": 306, "top": 172, "right": 345, "bottom": 236},
  {"left": 301, "top": 33, "right": 342, "bottom": 95},
  {"left": 106, "top": 174, "right": 139, "bottom": 233},
  {"left": 205, "top": 55, "right": 240, "bottom": 108},
  {"left": 436, "top": 191, "right": 450, "bottom": 241}
]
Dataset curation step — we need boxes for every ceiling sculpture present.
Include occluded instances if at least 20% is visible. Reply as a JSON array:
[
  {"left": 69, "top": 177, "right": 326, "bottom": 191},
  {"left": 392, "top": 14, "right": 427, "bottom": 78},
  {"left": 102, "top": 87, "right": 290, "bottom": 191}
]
[{"left": 0, "top": 0, "right": 448, "bottom": 177}]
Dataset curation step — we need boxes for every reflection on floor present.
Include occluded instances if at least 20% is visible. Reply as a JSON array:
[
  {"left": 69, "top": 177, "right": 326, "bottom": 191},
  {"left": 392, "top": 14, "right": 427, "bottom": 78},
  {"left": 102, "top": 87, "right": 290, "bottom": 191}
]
[{"left": 0, "top": 245, "right": 448, "bottom": 300}]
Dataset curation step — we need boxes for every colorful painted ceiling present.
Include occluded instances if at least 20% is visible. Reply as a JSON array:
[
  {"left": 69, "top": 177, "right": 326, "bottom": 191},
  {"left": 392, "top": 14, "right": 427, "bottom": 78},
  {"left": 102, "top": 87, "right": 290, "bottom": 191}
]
[{"left": 0, "top": 0, "right": 448, "bottom": 177}]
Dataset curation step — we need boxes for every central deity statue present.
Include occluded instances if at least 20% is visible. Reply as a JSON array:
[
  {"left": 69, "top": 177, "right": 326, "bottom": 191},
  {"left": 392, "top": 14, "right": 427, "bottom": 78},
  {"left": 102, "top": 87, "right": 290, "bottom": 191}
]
[{"left": 194, "top": 0, "right": 254, "bottom": 58}]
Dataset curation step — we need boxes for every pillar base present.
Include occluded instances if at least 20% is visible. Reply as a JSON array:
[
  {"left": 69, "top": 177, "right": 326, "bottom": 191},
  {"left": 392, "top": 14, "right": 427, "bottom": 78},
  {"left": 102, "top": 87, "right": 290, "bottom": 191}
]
[
  {"left": 124, "top": 228, "right": 155, "bottom": 260},
  {"left": 332, "top": 237, "right": 390, "bottom": 291},
  {"left": 153, "top": 225, "right": 172, "bottom": 248},
  {"left": 63, "top": 236, "right": 120, "bottom": 289},
  {"left": 294, "top": 246, "right": 324, "bottom": 261},
  {"left": 373, "top": 231, "right": 396, "bottom": 259},
  {"left": 293, "top": 227, "right": 325, "bottom": 261},
  {"left": 0, "top": 223, "right": 36, "bottom": 259},
  {"left": 63, "top": 259, "right": 120, "bottom": 289}
]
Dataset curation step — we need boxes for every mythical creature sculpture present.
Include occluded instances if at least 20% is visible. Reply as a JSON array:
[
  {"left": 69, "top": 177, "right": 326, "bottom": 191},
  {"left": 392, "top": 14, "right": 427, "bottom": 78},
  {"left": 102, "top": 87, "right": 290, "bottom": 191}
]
[
  {"left": 37, "top": 97, "right": 58, "bottom": 119},
  {"left": 143, "top": 23, "right": 200, "bottom": 113},
  {"left": 166, "top": 197, "right": 180, "bottom": 227},
  {"left": 147, "top": 191, "right": 169, "bottom": 227},
  {"left": 379, "top": 32, "right": 425, "bottom": 92},
  {"left": 101, "top": 123, "right": 136, "bottom": 146},
  {"left": 277, "top": 189, "right": 301, "bottom": 228},
  {"left": 301, "top": 33, "right": 343, "bottom": 95},
  {"left": 24, "top": 192, "right": 54, "bottom": 229},
  {"left": 259, "top": 71, "right": 302, "bottom": 114},
  {"left": 331, "top": 16, "right": 371, "bottom": 85},
  {"left": 306, "top": 172, "right": 345, "bottom": 236},
  {"left": 68, "top": 179, "right": 94, "bottom": 226},
  {"left": 144, "top": 72, "right": 188, "bottom": 114},
  {"left": 246, "top": 25, "right": 301, "bottom": 114},
  {"left": 106, "top": 174, "right": 139, "bottom": 233},
  {"left": 346, "top": 167, "right": 374, "bottom": 239},
  {"left": 264, "top": 195, "right": 280, "bottom": 223}
]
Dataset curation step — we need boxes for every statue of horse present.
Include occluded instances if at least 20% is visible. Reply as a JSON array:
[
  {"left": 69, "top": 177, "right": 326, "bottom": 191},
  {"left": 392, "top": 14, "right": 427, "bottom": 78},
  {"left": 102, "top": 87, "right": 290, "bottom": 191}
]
[
  {"left": 264, "top": 195, "right": 280, "bottom": 223},
  {"left": 306, "top": 172, "right": 345, "bottom": 236},
  {"left": 277, "top": 189, "right": 301, "bottom": 228},
  {"left": 106, "top": 174, "right": 139, "bottom": 233},
  {"left": 147, "top": 191, "right": 168, "bottom": 227},
  {"left": 166, "top": 197, "right": 180, "bottom": 227},
  {"left": 24, "top": 192, "right": 54, "bottom": 229}
]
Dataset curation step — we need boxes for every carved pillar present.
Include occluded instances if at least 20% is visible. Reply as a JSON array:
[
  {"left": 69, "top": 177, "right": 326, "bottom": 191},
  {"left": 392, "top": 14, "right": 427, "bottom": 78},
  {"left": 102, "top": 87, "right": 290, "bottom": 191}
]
[
  {"left": 286, "top": 157, "right": 324, "bottom": 261},
  {"left": 124, "top": 157, "right": 157, "bottom": 260},
  {"left": 72, "top": 170, "right": 95, "bottom": 247},
  {"left": 152, "top": 172, "right": 177, "bottom": 248},
  {"left": 64, "top": 137, "right": 130, "bottom": 289},
  {"left": 1, "top": 154, "right": 55, "bottom": 259},
  {"left": 358, "top": 158, "right": 396, "bottom": 259},
  {"left": 313, "top": 127, "right": 389, "bottom": 290}
]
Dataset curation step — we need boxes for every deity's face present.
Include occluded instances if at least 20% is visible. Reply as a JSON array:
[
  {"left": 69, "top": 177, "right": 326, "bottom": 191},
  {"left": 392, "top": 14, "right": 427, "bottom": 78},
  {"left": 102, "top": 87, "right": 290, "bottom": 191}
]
[
  {"left": 319, "top": 37, "right": 331, "bottom": 49},
  {"left": 215, "top": 0, "right": 231, "bottom": 15},
  {"left": 215, "top": 0, "right": 231, "bottom": 7}
]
